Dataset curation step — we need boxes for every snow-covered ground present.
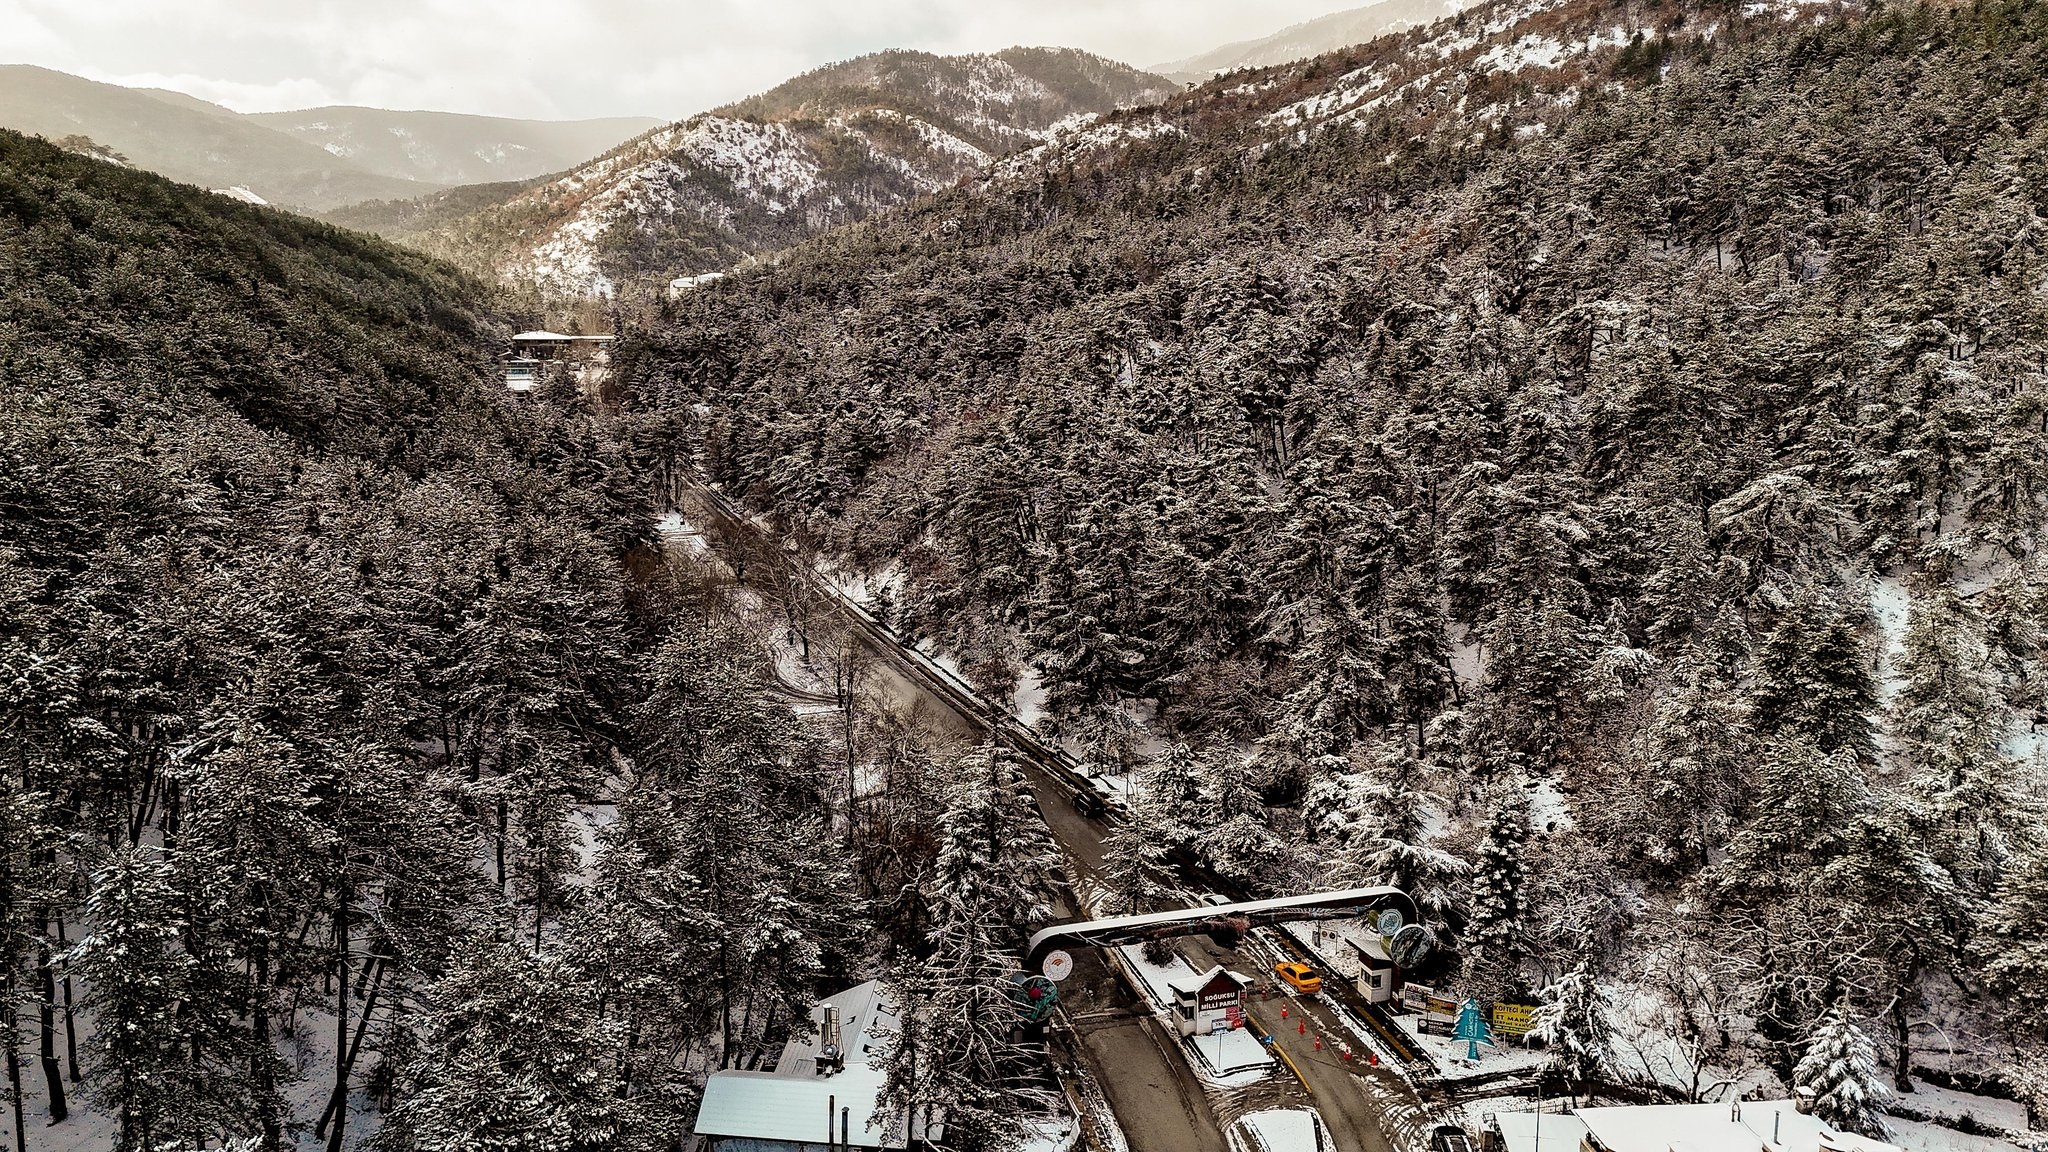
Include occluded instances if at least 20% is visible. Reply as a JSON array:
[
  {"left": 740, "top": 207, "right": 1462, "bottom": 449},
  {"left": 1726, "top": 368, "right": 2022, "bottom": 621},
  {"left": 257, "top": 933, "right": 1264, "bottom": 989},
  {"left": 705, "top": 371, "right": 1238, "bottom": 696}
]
[
  {"left": 1228, "top": 1107, "right": 1332, "bottom": 1152},
  {"left": 1393, "top": 1013, "right": 1547, "bottom": 1082}
]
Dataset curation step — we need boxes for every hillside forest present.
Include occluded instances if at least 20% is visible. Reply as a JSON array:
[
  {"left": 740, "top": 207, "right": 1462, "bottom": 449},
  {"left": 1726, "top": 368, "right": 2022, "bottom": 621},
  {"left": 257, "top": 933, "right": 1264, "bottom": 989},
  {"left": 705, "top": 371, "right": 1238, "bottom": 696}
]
[
  {"left": 626, "top": 0, "right": 2048, "bottom": 1122},
  {"left": 7, "top": 0, "right": 2048, "bottom": 1146}
]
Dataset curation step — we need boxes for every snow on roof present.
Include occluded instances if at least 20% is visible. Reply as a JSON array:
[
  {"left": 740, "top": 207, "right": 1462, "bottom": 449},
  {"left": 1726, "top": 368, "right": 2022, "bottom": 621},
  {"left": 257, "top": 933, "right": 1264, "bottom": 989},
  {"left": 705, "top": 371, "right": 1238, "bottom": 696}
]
[
  {"left": 777, "top": 979, "right": 901, "bottom": 1076},
  {"left": 510, "top": 330, "right": 614, "bottom": 342},
  {"left": 1574, "top": 1101, "right": 1902, "bottom": 1152},
  {"left": 1491, "top": 1109, "right": 1590, "bottom": 1152},
  {"left": 1166, "top": 964, "right": 1251, "bottom": 998},
  {"left": 694, "top": 1066, "right": 905, "bottom": 1148},
  {"left": 1234, "top": 1107, "right": 1329, "bottom": 1152}
]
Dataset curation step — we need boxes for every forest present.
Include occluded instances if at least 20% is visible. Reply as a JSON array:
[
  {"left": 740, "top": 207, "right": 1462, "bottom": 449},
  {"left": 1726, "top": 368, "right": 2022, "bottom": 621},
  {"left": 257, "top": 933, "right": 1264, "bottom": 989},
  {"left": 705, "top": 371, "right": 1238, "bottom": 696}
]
[
  {"left": 0, "top": 130, "right": 998, "bottom": 1150},
  {"left": 11, "top": 0, "right": 2048, "bottom": 1144},
  {"left": 623, "top": 0, "right": 2048, "bottom": 1121}
]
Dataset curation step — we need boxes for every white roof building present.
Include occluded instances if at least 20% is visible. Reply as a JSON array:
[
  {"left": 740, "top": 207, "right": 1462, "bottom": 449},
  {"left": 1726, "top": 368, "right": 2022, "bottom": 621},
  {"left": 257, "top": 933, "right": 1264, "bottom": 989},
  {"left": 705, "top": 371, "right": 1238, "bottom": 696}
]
[
  {"left": 1490, "top": 1100, "right": 1903, "bottom": 1152},
  {"left": 696, "top": 981, "right": 939, "bottom": 1152}
]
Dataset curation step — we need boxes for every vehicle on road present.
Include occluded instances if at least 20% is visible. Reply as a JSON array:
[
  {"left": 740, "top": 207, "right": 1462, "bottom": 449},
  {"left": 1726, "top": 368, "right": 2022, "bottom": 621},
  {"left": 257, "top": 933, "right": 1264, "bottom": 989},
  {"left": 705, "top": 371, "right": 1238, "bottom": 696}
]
[
  {"left": 1428, "top": 1125, "right": 1474, "bottom": 1152},
  {"left": 1225, "top": 1107, "right": 1333, "bottom": 1152},
  {"left": 1274, "top": 961, "right": 1323, "bottom": 994},
  {"left": 1197, "top": 892, "right": 1231, "bottom": 906},
  {"left": 1071, "top": 788, "right": 1108, "bottom": 818}
]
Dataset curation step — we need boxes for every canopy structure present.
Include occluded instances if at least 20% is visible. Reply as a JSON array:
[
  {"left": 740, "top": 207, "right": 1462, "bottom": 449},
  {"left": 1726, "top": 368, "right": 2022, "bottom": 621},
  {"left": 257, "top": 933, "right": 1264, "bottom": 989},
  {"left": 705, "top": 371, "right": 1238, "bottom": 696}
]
[{"left": 1023, "top": 886, "right": 1427, "bottom": 977}]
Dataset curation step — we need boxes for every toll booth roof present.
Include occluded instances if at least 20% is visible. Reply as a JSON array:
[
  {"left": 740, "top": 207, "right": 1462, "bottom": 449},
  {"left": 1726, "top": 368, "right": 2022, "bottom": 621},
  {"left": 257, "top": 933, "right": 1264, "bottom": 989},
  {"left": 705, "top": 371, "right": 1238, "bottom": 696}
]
[{"left": 1166, "top": 965, "right": 1252, "bottom": 999}]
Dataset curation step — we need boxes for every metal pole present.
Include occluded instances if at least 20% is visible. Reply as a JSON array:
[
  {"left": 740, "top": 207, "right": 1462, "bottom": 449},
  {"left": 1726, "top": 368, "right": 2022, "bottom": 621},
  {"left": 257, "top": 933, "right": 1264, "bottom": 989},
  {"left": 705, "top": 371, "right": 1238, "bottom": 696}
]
[
  {"left": 828, "top": 1094, "right": 837, "bottom": 1152},
  {"left": 841, "top": 1105, "right": 851, "bottom": 1149}
]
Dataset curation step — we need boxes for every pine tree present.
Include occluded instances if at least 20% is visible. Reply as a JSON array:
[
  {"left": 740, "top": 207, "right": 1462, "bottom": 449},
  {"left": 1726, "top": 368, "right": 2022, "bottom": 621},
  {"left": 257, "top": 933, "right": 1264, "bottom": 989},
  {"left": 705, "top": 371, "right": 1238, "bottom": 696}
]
[
  {"left": 386, "top": 939, "right": 640, "bottom": 1152},
  {"left": 1467, "top": 790, "right": 1528, "bottom": 973},
  {"left": 1979, "top": 841, "right": 2048, "bottom": 1032},
  {"left": 75, "top": 848, "right": 196, "bottom": 1152},
  {"left": 1529, "top": 961, "right": 1619, "bottom": 1092},
  {"left": 1792, "top": 1004, "right": 1894, "bottom": 1140}
]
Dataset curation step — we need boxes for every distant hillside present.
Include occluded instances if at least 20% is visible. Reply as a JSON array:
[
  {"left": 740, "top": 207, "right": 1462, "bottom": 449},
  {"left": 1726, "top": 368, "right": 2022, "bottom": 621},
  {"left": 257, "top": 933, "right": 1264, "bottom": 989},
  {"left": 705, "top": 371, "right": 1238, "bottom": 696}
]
[
  {"left": 0, "top": 65, "right": 435, "bottom": 210},
  {"left": 1152, "top": 0, "right": 1458, "bottom": 80},
  {"left": 317, "top": 176, "right": 551, "bottom": 240},
  {"left": 408, "top": 46, "right": 1177, "bottom": 298},
  {"left": 247, "top": 106, "right": 661, "bottom": 186}
]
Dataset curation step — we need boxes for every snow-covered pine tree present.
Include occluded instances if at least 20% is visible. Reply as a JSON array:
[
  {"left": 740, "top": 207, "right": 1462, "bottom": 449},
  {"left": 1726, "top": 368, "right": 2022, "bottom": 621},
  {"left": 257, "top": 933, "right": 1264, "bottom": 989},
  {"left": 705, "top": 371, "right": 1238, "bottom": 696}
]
[
  {"left": 1792, "top": 1004, "right": 1894, "bottom": 1140},
  {"left": 1979, "top": 840, "right": 2048, "bottom": 1032},
  {"left": 74, "top": 848, "right": 196, "bottom": 1152},
  {"left": 1889, "top": 575, "right": 2027, "bottom": 892},
  {"left": 1352, "top": 744, "right": 1468, "bottom": 935},
  {"left": 881, "top": 744, "right": 1059, "bottom": 1151},
  {"left": 1467, "top": 788, "right": 1529, "bottom": 975},
  {"left": 385, "top": 939, "right": 638, "bottom": 1152},
  {"left": 1529, "top": 961, "right": 1619, "bottom": 1092}
]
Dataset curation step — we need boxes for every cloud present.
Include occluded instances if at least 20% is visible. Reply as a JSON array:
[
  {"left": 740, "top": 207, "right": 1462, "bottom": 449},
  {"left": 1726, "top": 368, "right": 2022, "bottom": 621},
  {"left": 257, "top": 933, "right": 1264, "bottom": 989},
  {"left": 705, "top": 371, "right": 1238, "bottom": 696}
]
[{"left": 0, "top": 0, "right": 1356, "bottom": 120}]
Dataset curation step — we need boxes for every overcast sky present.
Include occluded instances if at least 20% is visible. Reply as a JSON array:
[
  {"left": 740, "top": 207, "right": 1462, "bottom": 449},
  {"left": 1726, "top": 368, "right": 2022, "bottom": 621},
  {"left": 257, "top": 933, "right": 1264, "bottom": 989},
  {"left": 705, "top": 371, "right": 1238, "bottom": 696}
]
[{"left": 2, "top": 1, "right": 1356, "bottom": 121}]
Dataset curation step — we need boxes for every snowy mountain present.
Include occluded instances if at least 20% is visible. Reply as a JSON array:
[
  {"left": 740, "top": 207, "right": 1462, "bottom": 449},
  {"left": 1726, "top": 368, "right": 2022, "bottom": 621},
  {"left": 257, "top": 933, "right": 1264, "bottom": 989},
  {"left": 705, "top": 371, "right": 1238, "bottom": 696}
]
[
  {"left": 247, "top": 106, "right": 661, "bottom": 186},
  {"left": 407, "top": 47, "right": 1176, "bottom": 297},
  {"left": 1150, "top": 0, "right": 1463, "bottom": 81}
]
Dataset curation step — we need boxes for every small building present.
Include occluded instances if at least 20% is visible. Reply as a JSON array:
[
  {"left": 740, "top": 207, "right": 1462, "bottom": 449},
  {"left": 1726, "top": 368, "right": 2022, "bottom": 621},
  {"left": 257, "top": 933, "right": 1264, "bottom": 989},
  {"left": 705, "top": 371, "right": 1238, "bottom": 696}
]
[
  {"left": 504, "top": 330, "right": 614, "bottom": 392},
  {"left": 669, "top": 272, "right": 727, "bottom": 299},
  {"left": 1484, "top": 1100, "right": 1903, "bottom": 1152},
  {"left": 1166, "top": 965, "right": 1252, "bottom": 1037},
  {"left": 1351, "top": 931, "right": 1401, "bottom": 1005},
  {"left": 694, "top": 981, "right": 942, "bottom": 1152}
]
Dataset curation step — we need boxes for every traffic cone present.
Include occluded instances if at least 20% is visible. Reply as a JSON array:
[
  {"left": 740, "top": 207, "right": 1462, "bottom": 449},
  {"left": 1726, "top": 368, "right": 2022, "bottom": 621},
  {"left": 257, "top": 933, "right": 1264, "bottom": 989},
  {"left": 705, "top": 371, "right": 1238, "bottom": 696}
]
[
  {"left": 1280, "top": 1007, "right": 1288, "bottom": 1020},
  {"left": 1369, "top": 1052, "right": 1380, "bottom": 1067},
  {"left": 1298, "top": 1021, "right": 1306, "bottom": 1035},
  {"left": 1314, "top": 1037, "right": 1323, "bottom": 1052}
]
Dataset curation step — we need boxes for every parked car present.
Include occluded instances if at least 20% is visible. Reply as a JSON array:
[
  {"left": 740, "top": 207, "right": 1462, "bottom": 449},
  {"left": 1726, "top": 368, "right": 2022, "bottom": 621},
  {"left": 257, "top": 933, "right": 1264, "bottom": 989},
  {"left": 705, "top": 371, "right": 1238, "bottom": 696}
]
[
  {"left": 1071, "top": 788, "right": 1107, "bottom": 818},
  {"left": 1428, "top": 1125, "right": 1474, "bottom": 1152},
  {"left": 1274, "top": 961, "right": 1323, "bottom": 994},
  {"left": 1197, "top": 892, "right": 1232, "bottom": 907}
]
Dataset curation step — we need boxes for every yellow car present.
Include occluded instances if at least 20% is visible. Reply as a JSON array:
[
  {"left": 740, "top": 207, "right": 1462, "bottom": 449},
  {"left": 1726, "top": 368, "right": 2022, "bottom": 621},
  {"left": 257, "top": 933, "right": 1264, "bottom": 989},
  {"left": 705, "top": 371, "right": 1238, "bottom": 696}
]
[{"left": 1274, "top": 961, "right": 1323, "bottom": 994}]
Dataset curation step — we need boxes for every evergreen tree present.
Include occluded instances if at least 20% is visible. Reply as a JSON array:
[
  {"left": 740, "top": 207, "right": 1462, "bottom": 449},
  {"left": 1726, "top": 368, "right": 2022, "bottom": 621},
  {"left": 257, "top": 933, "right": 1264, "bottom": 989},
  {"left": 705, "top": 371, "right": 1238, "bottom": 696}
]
[
  {"left": 385, "top": 940, "right": 639, "bottom": 1152},
  {"left": 1979, "top": 841, "right": 2048, "bottom": 1033},
  {"left": 1529, "top": 961, "right": 1620, "bottom": 1093},
  {"left": 75, "top": 849, "right": 196, "bottom": 1152},
  {"left": 1792, "top": 1005, "right": 1894, "bottom": 1140},
  {"left": 1467, "top": 789, "right": 1529, "bottom": 975}
]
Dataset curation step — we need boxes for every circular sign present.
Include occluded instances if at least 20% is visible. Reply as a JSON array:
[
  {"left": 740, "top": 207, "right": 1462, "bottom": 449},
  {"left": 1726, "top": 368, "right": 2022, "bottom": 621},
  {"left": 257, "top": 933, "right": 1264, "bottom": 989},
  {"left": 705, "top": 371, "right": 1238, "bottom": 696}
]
[
  {"left": 1042, "top": 949, "right": 1075, "bottom": 982},
  {"left": 1388, "top": 923, "right": 1436, "bottom": 969},
  {"left": 1376, "top": 908, "right": 1405, "bottom": 936}
]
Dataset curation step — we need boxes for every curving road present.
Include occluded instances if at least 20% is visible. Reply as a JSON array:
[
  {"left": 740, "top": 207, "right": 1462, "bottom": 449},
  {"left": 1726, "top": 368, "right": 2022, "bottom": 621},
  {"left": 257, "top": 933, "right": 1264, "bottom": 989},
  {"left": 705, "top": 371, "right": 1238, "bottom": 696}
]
[{"left": 675, "top": 483, "right": 1420, "bottom": 1152}]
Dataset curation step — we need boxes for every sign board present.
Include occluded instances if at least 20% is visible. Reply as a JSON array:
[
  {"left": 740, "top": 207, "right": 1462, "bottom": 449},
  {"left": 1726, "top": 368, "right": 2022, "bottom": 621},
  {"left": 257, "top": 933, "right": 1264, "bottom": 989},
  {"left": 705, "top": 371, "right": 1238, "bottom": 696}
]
[
  {"left": 1388, "top": 923, "right": 1435, "bottom": 969},
  {"left": 1376, "top": 908, "right": 1405, "bottom": 936},
  {"left": 1491, "top": 1003, "right": 1538, "bottom": 1038},
  {"left": 1200, "top": 990, "right": 1242, "bottom": 1009},
  {"left": 1400, "top": 983, "right": 1434, "bottom": 1013},
  {"left": 1042, "top": 950, "right": 1074, "bottom": 982}
]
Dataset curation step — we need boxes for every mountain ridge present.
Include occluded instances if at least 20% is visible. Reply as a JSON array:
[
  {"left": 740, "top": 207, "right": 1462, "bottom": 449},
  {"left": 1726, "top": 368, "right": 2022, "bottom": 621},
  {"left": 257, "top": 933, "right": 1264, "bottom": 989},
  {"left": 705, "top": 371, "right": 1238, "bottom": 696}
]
[
  {"left": 1151, "top": 0, "right": 1464, "bottom": 80},
  {"left": 396, "top": 46, "right": 1177, "bottom": 298}
]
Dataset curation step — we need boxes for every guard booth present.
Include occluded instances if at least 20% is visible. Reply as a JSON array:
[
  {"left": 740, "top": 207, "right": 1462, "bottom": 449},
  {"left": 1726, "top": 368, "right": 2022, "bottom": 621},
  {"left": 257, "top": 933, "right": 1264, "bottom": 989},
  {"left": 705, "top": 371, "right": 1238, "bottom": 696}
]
[
  {"left": 1352, "top": 932, "right": 1401, "bottom": 1005},
  {"left": 1167, "top": 966, "right": 1252, "bottom": 1037}
]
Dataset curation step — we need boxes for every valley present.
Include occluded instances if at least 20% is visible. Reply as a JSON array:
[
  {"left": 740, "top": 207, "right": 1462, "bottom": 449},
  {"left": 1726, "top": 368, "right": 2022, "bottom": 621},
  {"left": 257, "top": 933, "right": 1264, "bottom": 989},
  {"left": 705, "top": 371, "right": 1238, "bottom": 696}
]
[{"left": 5, "top": 0, "right": 2048, "bottom": 1149}]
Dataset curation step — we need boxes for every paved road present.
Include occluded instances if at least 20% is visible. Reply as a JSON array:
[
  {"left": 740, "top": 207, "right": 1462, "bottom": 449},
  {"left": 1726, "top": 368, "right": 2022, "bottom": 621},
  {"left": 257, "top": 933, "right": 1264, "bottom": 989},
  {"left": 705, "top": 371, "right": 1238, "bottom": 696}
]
[{"left": 677, "top": 488, "right": 1226, "bottom": 1152}]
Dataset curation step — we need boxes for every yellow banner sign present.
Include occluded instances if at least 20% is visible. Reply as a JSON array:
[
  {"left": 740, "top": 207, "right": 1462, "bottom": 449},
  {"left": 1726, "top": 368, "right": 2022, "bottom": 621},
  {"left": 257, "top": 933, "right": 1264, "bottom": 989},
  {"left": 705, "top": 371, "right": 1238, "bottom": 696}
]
[{"left": 1491, "top": 1003, "right": 1538, "bottom": 1037}]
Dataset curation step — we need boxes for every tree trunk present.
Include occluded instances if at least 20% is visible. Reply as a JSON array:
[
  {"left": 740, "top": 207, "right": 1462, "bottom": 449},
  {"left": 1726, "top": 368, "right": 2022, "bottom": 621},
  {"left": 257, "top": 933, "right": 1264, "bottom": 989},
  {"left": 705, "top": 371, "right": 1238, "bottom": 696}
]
[
  {"left": 316, "top": 957, "right": 388, "bottom": 1140},
  {"left": 36, "top": 936, "right": 65, "bottom": 1123},
  {"left": 53, "top": 915, "right": 77, "bottom": 1081},
  {"left": 253, "top": 893, "right": 281, "bottom": 1151},
  {"left": 326, "top": 879, "right": 349, "bottom": 1152}
]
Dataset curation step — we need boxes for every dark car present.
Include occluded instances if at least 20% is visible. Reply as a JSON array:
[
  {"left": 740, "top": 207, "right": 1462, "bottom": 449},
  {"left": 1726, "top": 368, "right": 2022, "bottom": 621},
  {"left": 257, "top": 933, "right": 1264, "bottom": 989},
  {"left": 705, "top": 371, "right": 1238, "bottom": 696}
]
[
  {"left": 1428, "top": 1125, "right": 1473, "bottom": 1152},
  {"left": 1071, "top": 788, "right": 1107, "bottom": 818}
]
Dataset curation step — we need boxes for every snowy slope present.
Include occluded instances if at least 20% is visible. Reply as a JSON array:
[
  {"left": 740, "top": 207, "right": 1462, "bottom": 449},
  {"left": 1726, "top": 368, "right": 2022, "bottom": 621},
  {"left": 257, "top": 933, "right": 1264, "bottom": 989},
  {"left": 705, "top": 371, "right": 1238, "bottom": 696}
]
[{"left": 432, "top": 47, "right": 1175, "bottom": 297}]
